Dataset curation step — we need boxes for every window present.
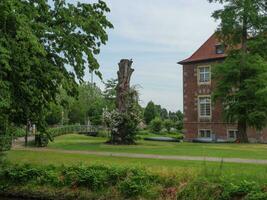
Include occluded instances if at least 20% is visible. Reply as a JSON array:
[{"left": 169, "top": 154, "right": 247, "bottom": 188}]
[
  {"left": 198, "top": 66, "right": 210, "bottom": 84},
  {"left": 215, "top": 44, "right": 225, "bottom": 54},
  {"left": 228, "top": 130, "right": 238, "bottom": 140},
  {"left": 199, "top": 129, "right": 211, "bottom": 138},
  {"left": 198, "top": 96, "right": 211, "bottom": 117}
]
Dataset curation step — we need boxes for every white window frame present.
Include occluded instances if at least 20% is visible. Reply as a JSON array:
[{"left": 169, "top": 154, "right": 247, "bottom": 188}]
[
  {"left": 227, "top": 129, "right": 238, "bottom": 140},
  {"left": 197, "top": 65, "right": 211, "bottom": 85},
  {"left": 198, "top": 95, "right": 212, "bottom": 118},
  {"left": 198, "top": 129, "right": 212, "bottom": 138}
]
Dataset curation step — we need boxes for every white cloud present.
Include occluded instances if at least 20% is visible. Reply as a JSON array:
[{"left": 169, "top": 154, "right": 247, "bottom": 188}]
[
  {"left": 105, "top": 0, "right": 221, "bottom": 53},
  {"left": 71, "top": 0, "right": 222, "bottom": 111}
]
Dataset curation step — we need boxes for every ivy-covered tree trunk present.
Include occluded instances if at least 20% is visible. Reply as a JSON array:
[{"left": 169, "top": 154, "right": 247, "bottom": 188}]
[{"left": 110, "top": 59, "right": 135, "bottom": 144}]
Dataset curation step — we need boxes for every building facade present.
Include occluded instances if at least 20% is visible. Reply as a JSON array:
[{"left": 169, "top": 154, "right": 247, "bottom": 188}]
[{"left": 179, "top": 33, "right": 267, "bottom": 143}]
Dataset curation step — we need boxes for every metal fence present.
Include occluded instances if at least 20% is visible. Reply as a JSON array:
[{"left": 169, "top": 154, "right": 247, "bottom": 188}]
[{"left": 49, "top": 125, "right": 100, "bottom": 137}]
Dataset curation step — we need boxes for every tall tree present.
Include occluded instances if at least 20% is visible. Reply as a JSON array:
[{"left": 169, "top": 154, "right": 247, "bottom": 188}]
[
  {"left": 0, "top": 0, "right": 113, "bottom": 143},
  {"left": 144, "top": 101, "right": 157, "bottom": 124},
  {"left": 68, "top": 83, "right": 105, "bottom": 125},
  {"left": 103, "top": 78, "right": 118, "bottom": 110},
  {"left": 209, "top": 0, "right": 267, "bottom": 142}
]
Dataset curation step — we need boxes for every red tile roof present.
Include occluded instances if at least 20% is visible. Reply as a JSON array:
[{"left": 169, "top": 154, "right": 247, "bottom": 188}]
[{"left": 178, "top": 33, "right": 227, "bottom": 65}]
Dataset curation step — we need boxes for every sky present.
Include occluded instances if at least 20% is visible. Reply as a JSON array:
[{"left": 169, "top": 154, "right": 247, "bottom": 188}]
[{"left": 74, "top": 0, "right": 222, "bottom": 111}]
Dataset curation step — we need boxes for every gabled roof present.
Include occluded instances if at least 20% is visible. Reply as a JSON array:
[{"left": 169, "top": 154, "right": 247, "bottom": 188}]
[{"left": 178, "top": 33, "right": 227, "bottom": 65}]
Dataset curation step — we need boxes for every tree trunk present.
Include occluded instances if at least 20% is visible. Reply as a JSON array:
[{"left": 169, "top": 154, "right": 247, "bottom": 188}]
[
  {"left": 116, "top": 59, "right": 134, "bottom": 113},
  {"left": 237, "top": 121, "right": 248, "bottom": 143},
  {"left": 111, "top": 59, "right": 134, "bottom": 144},
  {"left": 236, "top": 13, "right": 249, "bottom": 143}
]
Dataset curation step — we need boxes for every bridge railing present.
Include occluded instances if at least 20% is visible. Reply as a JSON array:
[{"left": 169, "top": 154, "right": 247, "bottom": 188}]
[{"left": 48, "top": 125, "right": 101, "bottom": 138}]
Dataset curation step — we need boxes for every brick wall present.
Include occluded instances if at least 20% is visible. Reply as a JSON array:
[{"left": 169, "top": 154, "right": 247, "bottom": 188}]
[{"left": 182, "top": 61, "right": 267, "bottom": 143}]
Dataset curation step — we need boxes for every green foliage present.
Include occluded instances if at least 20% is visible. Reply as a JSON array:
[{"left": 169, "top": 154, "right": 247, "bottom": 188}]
[
  {"left": 209, "top": 0, "right": 267, "bottom": 142},
  {"left": 144, "top": 101, "right": 157, "bottom": 124},
  {"left": 119, "top": 168, "right": 160, "bottom": 198},
  {"left": 45, "top": 103, "right": 63, "bottom": 126},
  {"left": 8, "top": 125, "right": 26, "bottom": 139},
  {"left": 0, "top": 163, "right": 167, "bottom": 199},
  {"left": 164, "top": 119, "right": 174, "bottom": 133},
  {"left": 35, "top": 133, "right": 50, "bottom": 147},
  {"left": 209, "top": 0, "right": 267, "bottom": 48},
  {"left": 104, "top": 86, "right": 142, "bottom": 144},
  {"left": 103, "top": 78, "right": 118, "bottom": 110},
  {"left": 0, "top": 0, "right": 113, "bottom": 146},
  {"left": 0, "top": 135, "right": 12, "bottom": 151},
  {"left": 68, "top": 83, "right": 106, "bottom": 125},
  {"left": 150, "top": 118, "right": 163, "bottom": 133},
  {"left": 2, "top": 162, "right": 267, "bottom": 200},
  {"left": 175, "top": 121, "right": 184, "bottom": 131},
  {"left": 213, "top": 53, "right": 267, "bottom": 130}
]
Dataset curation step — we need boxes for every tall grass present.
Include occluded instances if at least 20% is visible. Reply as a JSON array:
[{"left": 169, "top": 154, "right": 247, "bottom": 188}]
[{"left": 1, "top": 161, "right": 267, "bottom": 200}]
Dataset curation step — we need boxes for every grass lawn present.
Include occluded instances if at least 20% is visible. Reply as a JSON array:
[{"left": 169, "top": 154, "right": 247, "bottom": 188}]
[
  {"left": 5, "top": 133, "right": 267, "bottom": 184},
  {"left": 46, "top": 134, "right": 267, "bottom": 160},
  {"left": 5, "top": 149, "right": 267, "bottom": 183}
]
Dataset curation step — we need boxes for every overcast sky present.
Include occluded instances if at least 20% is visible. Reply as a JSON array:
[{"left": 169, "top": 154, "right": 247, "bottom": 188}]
[{"left": 77, "top": 0, "right": 222, "bottom": 111}]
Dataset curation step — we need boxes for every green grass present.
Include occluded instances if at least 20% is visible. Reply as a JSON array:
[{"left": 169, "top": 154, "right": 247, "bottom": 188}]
[
  {"left": 47, "top": 134, "right": 267, "bottom": 160},
  {"left": 5, "top": 149, "right": 267, "bottom": 183}
]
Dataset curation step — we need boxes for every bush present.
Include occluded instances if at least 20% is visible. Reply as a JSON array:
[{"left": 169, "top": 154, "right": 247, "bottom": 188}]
[
  {"left": 35, "top": 133, "right": 50, "bottom": 147},
  {"left": 97, "top": 129, "right": 109, "bottom": 138},
  {"left": 164, "top": 119, "right": 174, "bottom": 133},
  {"left": 150, "top": 118, "right": 163, "bottom": 133},
  {"left": 10, "top": 126, "right": 26, "bottom": 139},
  {"left": 0, "top": 135, "right": 12, "bottom": 151}
]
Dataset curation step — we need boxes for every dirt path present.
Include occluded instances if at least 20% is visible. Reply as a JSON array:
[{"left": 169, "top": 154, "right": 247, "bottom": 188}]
[{"left": 12, "top": 144, "right": 267, "bottom": 165}]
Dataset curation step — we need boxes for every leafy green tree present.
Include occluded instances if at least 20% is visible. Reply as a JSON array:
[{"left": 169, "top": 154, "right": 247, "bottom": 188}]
[
  {"left": 68, "top": 83, "right": 106, "bottom": 125},
  {"left": 45, "top": 103, "right": 62, "bottom": 126},
  {"left": 209, "top": 0, "right": 267, "bottom": 142},
  {"left": 144, "top": 101, "right": 157, "bottom": 124},
  {"left": 176, "top": 110, "right": 184, "bottom": 121},
  {"left": 160, "top": 108, "right": 169, "bottom": 120},
  {"left": 0, "top": 0, "right": 113, "bottom": 145},
  {"left": 103, "top": 78, "right": 118, "bottom": 110},
  {"left": 150, "top": 118, "right": 163, "bottom": 133}
]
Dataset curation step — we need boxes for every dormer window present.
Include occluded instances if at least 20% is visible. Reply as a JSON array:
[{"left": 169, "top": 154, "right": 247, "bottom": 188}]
[{"left": 215, "top": 44, "right": 224, "bottom": 54}]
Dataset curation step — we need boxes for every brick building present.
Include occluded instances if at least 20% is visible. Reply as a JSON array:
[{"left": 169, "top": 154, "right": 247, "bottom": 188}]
[{"left": 178, "top": 33, "right": 267, "bottom": 143}]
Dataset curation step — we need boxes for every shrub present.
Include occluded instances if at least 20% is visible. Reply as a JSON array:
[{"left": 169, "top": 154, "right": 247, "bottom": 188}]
[
  {"left": 35, "top": 133, "right": 50, "bottom": 147},
  {"left": 97, "top": 129, "right": 109, "bottom": 138},
  {"left": 164, "top": 119, "right": 174, "bottom": 133},
  {"left": 0, "top": 135, "right": 12, "bottom": 151},
  {"left": 150, "top": 118, "right": 163, "bottom": 133},
  {"left": 10, "top": 126, "right": 26, "bottom": 139}
]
